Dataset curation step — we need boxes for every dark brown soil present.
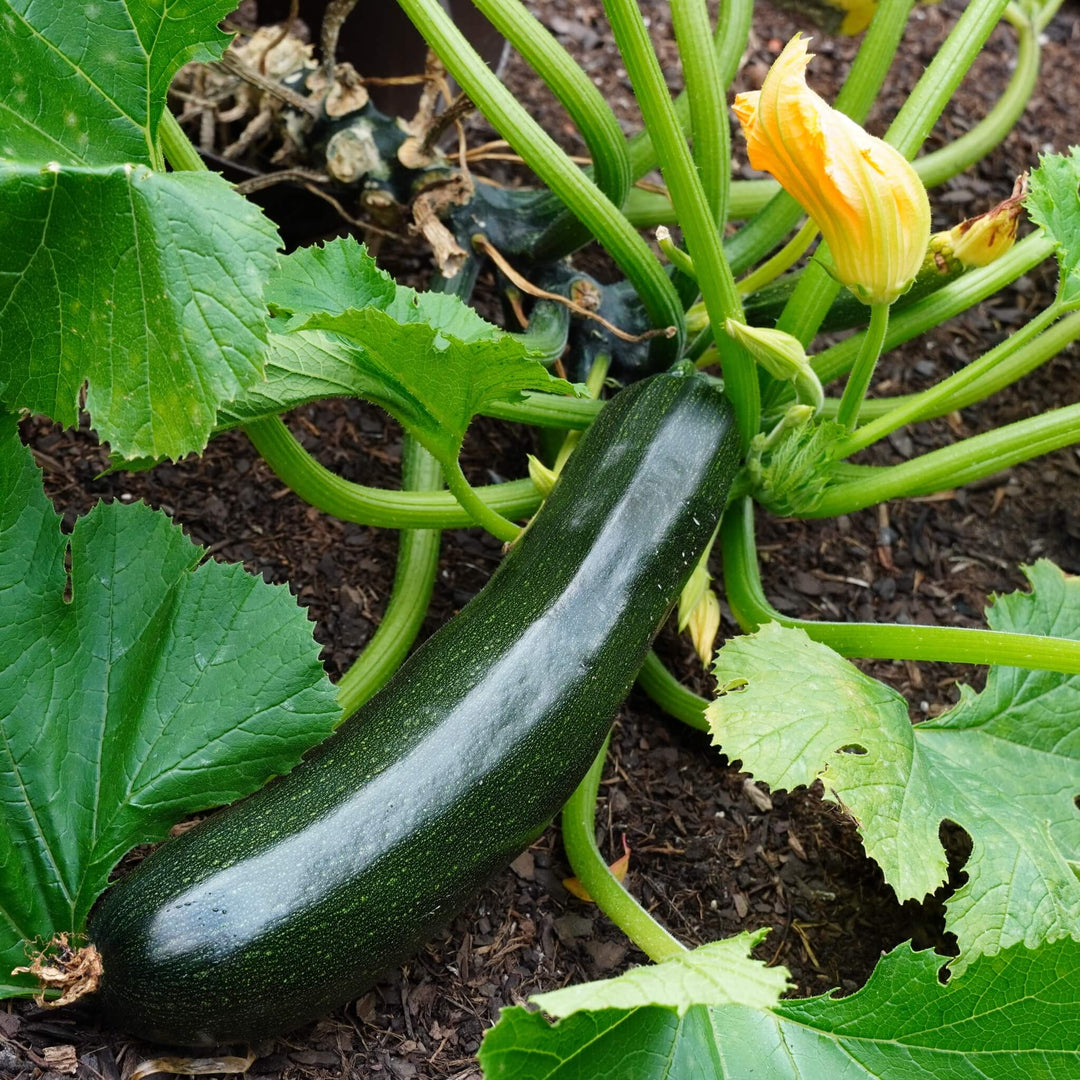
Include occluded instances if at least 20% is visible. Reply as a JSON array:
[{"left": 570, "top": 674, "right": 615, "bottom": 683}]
[{"left": 5, "top": 1, "right": 1080, "bottom": 1077}]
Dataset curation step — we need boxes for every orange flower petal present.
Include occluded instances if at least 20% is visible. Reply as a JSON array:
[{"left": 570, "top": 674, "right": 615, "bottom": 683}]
[{"left": 734, "top": 35, "right": 930, "bottom": 305}]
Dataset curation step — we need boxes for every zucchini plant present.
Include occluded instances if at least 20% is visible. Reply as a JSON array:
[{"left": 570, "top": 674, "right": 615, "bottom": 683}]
[{"left": 1, "top": 0, "right": 1078, "bottom": 1075}]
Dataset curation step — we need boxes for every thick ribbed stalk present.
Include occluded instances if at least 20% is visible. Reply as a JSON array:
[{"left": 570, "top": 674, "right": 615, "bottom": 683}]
[
  {"left": 562, "top": 738, "right": 687, "bottom": 962},
  {"left": 625, "top": 0, "right": 753, "bottom": 181},
  {"left": 670, "top": 0, "right": 728, "bottom": 224},
  {"left": 830, "top": 309, "right": 1080, "bottom": 424},
  {"left": 603, "top": 0, "right": 757, "bottom": 445},
  {"left": 812, "top": 403, "right": 1080, "bottom": 516},
  {"left": 721, "top": 499, "right": 1080, "bottom": 672},
  {"left": 835, "top": 303, "right": 890, "bottom": 428},
  {"left": 637, "top": 652, "right": 709, "bottom": 731},
  {"left": 481, "top": 393, "right": 601, "bottom": 429},
  {"left": 245, "top": 416, "right": 542, "bottom": 528},
  {"left": 336, "top": 438, "right": 443, "bottom": 716},
  {"left": 837, "top": 301, "right": 1067, "bottom": 453},
  {"left": 397, "top": 0, "right": 684, "bottom": 356},
  {"left": 469, "top": 0, "right": 630, "bottom": 257}
]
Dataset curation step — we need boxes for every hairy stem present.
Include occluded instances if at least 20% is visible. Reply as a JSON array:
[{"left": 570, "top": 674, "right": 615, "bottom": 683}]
[
  {"left": 835, "top": 303, "right": 890, "bottom": 429},
  {"left": 245, "top": 415, "right": 541, "bottom": 528},
  {"left": 722, "top": 498, "right": 1080, "bottom": 672},
  {"left": 336, "top": 438, "right": 443, "bottom": 716},
  {"left": 562, "top": 738, "right": 687, "bottom": 962},
  {"left": 812, "top": 403, "right": 1080, "bottom": 516}
]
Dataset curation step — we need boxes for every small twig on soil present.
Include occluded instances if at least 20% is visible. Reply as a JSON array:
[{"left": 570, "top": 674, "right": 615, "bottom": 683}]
[{"left": 473, "top": 235, "right": 677, "bottom": 344}]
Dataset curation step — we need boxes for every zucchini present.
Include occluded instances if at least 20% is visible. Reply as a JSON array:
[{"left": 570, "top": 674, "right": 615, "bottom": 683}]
[{"left": 86, "top": 367, "right": 740, "bottom": 1046}]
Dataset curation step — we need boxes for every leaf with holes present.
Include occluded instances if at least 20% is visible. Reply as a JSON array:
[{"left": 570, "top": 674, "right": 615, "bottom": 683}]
[
  {"left": 480, "top": 938, "right": 1080, "bottom": 1079},
  {"left": 0, "top": 413, "right": 340, "bottom": 997},
  {"left": 0, "top": 163, "right": 280, "bottom": 461},
  {"left": 707, "top": 564, "right": 1080, "bottom": 970}
]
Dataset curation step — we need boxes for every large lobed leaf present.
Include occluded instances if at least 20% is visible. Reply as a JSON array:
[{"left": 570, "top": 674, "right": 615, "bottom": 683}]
[
  {"left": 241, "top": 237, "right": 575, "bottom": 468},
  {"left": 707, "top": 562, "right": 1080, "bottom": 971},
  {"left": 1025, "top": 146, "right": 1080, "bottom": 307},
  {"left": 0, "top": 0, "right": 236, "bottom": 167},
  {"left": 0, "top": 414, "right": 340, "bottom": 997},
  {"left": 0, "top": 163, "right": 280, "bottom": 461},
  {"left": 480, "top": 937, "right": 1080, "bottom": 1078}
]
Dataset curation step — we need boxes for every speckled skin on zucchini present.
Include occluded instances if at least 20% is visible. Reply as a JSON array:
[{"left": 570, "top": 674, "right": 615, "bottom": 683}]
[{"left": 86, "top": 367, "right": 740, "bottom": 1046}]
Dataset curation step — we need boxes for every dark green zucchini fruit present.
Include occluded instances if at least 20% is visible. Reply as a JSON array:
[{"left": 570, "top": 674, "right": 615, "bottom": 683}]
[{"left": 86, "top": 366, "right": 740, "bottom": 1046}]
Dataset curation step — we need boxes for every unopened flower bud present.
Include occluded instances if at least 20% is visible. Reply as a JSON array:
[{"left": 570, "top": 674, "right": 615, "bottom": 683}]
[
  {"left": 943, "top": 174, "right": 1028, "bottom": 269},
  {"left": 527, "top": 454, "right": 558, "bottom": 497},
  {"left": 725, "top": 320, "right": 824, "bottom": 415},
  {"left": 687, "top": 588, "right": 722, "bottom": 667}
]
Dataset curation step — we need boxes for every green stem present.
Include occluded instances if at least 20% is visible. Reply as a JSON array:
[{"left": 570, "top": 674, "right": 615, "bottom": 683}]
[
  {"left": 737, "top": 220, "right": 817, "bottom": 296},
  {"left": 481, "top": 392, "right": 602, "bottom": 429},
  {"left": 889, "top": 0, "right": 1013, "bottom": 159},
  {"left": 828, "top": 309, "right": 1080, "bottom": 424},
  {"left": 159, "top": 109, "right": 207, "bottom": 172},
  {"left": 836, "top": 303, "right": 891, "bottom": 429},
  {"left": 336, "top": 438, "right": 443, "bottom": 716},
  {"left": 670, "top": 0, "right": 728, "bottom": 224},
  {"left": 811, "top": 232, "right": 1056, "bottom": 386},
  {"left": 441, "top": 459, "right": 522, "bottom": 542},
  {"left": 837, "top": 301, "right": 1066, "bottom": 454},
  {"left": 603, "top": 0, "right": 757, "bottom": 446},
  {"left": 625, "top": 0, "right": 753, "bottom": 182},
  {"left": 244, "top": 415, "right": 542, "bottom": 528},
  {"left": 721, "top": 498, "right": 1080, "bottom": 672},
  {"left": 562, "top": 737, "right": 687, "bottom": 962},
  {"left": 397, "top": 0, "right": 684, "bottom": 357},
  {"left": 623, "top": 180, "right": 775, "bottom": 228},
  {"left": 812, "top": 402, "right": 1080, "bottom": 516},
  {"left": 637, "top": 652, "right": 709, "bottom": 732},
  {"left": 553, "top": 355, "right": 611, "bottom": 472},
  {"left": 469, "top": 0, "right": 630, "bottom": 257},
  {"left": 914, "top": 15, "right": 1039, "bottom": 189}
]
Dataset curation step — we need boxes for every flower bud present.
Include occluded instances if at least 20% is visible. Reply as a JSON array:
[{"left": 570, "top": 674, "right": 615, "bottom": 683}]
[
  {"left": 725, "top": 320, "right": 824, "bottom": 415},
  {"left": 940, "top": 174, "right": 1028, "bottom": 270},
  {"left": 733, "top": 35, "right": 931, "bottom": 306},
  {"left": 527, "top": 454, "right": 558, "bottom": 497},
  {"left": 687, "top": 588, "right": 722, "bottom": 667}
]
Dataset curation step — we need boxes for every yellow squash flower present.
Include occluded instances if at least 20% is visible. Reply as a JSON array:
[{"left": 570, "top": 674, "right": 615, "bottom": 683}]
[{"left": 733, "top": 35, "right": 930, "bottom": 306}]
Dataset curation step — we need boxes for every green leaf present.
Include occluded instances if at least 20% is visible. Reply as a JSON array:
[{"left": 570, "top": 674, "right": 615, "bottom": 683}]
[
  {"left": 0, "top": 413, "right": 340, "bottom": 997},
  {"left": 295, "top": 309, "right": 568, "bottom": 465},
  {"left": 257, "top": 237, "right": 573, "bottom": 467},
  {"left": 0, "top": 0, "right": 236, "bottom": 166},
  {"left": 707, "top": 564, "right": 1080, "bottom": 970},
  {"left": 532, "top": 932, "right": 789, "bottom": 1019},
  {"left": 1025, "top": 147, "right": 1080, "bottom": 307},
  {"left": 0, "top": 163, "right": 280, "bottom": 460},
  {"left": 480, "top": 938, "right": 1080, "bottom": 1079}
]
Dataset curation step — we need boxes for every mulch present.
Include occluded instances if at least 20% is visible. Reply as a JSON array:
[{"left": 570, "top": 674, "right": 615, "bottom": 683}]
[{"left": 5, "top": 0, "right": 1080, "bottom": 1076}]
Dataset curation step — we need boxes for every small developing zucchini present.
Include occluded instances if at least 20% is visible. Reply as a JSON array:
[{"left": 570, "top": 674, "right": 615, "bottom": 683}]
[{"left": 86, "top": 367, "right": 740, "bottom": 1046}]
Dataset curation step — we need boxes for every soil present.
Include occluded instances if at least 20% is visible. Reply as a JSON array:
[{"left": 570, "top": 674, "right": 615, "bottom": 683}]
[{"left": 5, "top": 1, "right": 1080, "bottom": 1078}]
